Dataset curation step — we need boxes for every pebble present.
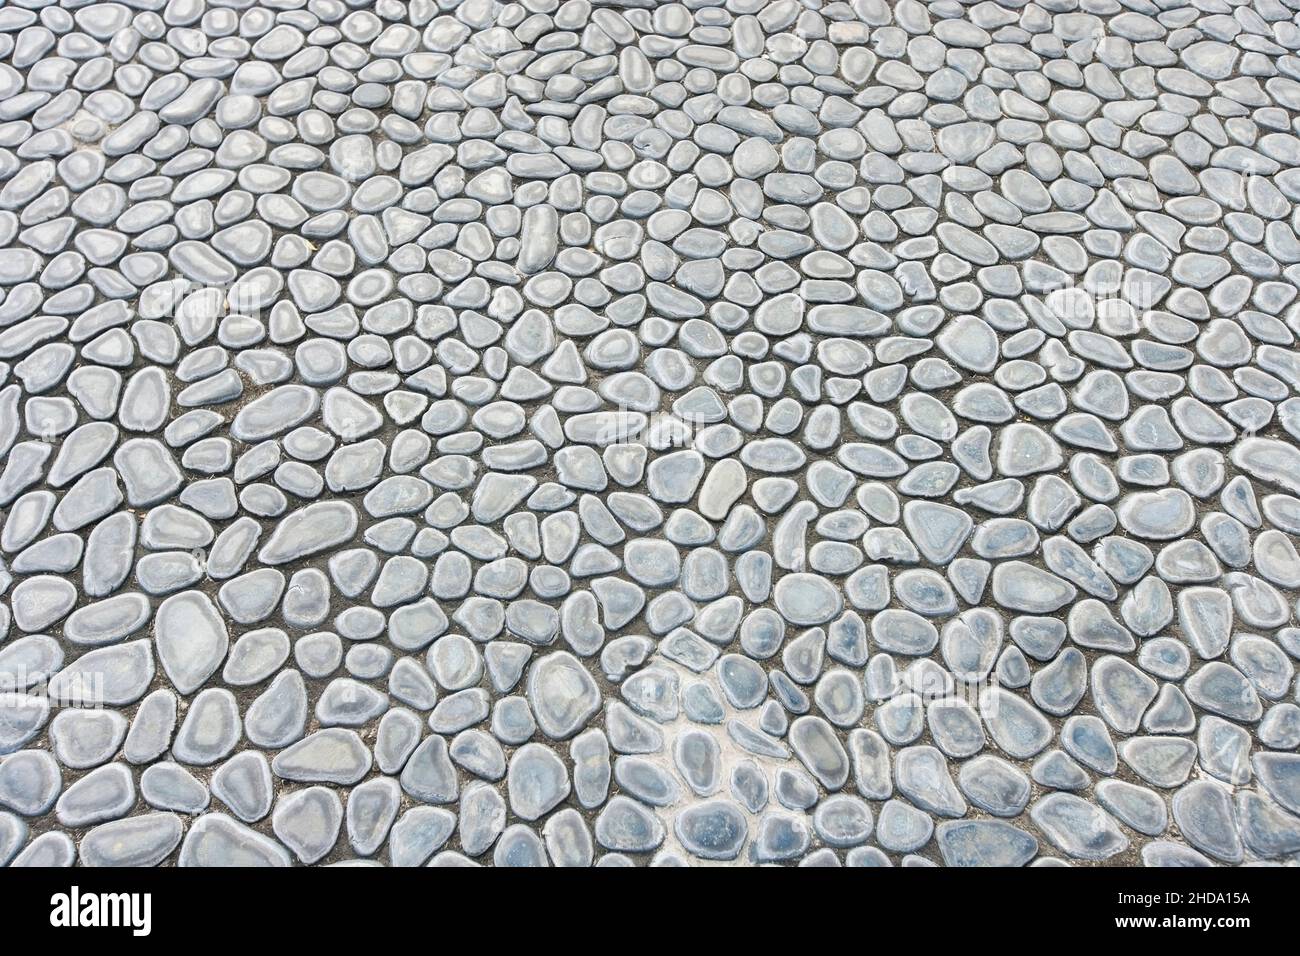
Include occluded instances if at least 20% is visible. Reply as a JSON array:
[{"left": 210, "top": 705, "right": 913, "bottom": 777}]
[
  {"left": 179, "top": 813, "right": 292, "bottom": 867},
  {"left": 675, "top": 800, "right": 748, "bottom": 861},
  {"left": 1030, "top": 793, "right": 1129, "bottom": 862},
  {"left": 527, "top": 651, "right": 600, "bottom": 740},
  {"left": 141, "top": 762, "right": 209, "bottom": 816},
  {"left": 936, "top": 820, "right": 1038, "bottom": 867},
  {"left": 273, "top": 729, "right": 371, "bottom": 786},
  {"left": 0, "top": 749, "right": 61, "bottom": 816},
  {"left": 508, "top": 743, "right": 570, "bottom": 821},
  {"left": 1172, "top": 781, "right": 1243, "bottom": 864},
  {"left": 594, "top": 796, "right": 664, "bottom": 854},
  {"left": 80, "top": 813, "right": 182, "bottom": 867},
  {"left": 272, "top": 786, "right": 343, "bottom": 865},
  {"left": 876, "top": 799, "right": 933, "bottom": 854}
]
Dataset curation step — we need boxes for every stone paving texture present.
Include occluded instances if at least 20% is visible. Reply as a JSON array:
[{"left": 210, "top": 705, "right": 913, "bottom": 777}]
[{"left": 0, "top": 0, "right": 1298, "bottom": 868}]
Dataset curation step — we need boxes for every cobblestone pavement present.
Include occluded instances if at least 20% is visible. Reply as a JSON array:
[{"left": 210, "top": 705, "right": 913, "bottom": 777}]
[{"left": 0, "top": 0, "right": 1299, "bottom": 867}]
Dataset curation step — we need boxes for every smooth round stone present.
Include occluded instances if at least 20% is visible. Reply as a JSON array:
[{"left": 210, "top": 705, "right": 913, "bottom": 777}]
[
  {"left": 9, "top": 576, "right": 76, "bottom": 632},
  {"left": 245, "top": 671, "right": 309, "bottom": 749},
  {"left": 981, "top": 688, "right": 1053, "bottom": 759},
  {"left": 812, "top": 795, "right": 874, "bottom": 848},
  {"left": 179, "top": 813, "right": 292, "bottom": 867},
  {"left": 541, "top": 808, "right": 593, "bottom": 868},
  {"left": 674, "top": 800, "right": 748, "bottom": 861},
  {"left": 1172, "top": 780, "right": 1242, "bottom": 864},
  {"left": 991, "top": 562, "right": 1077, "bottom": 613},
  {"left": 750, "top": 809, "right": 812, "bottom": 862},
  {"left": 1095, "top": 780, "right": 1168, "bottom": 837},
  {"left": 875, "top": 799, "right": 933, "bottom": 853},
  {"left": 1254, "top": 753, "right": 1300, "bottom": 816},
  {"left": 223, "top": 629, "right": 291, "bottom": 686},
  {"left": 896, "top": 745, "right": 966, "bottom": 817},
  {"left": 958, "top": 755, "right": 1031, "bottom": 817},
  {"left": 614, "top": 756, "right": 681, "bottom": 807},
  {"left": 1030, "top": 793, "right": 1129, "bottom": 861},
  {"left": 1185, "top": 662, "right": 1263, "bottom": 722},
  {"left": 1121, "top": 734, "right": 1199, "bottom": 789},
  {"left": 0, "top": 632, "right": 61, "bottom": 691},
  {"left": 773, "top": 573, "right": 843, "bottom": 625},
  {"left": 936, "top": 820, "right": 1038, "bottom": 867},
  {"left": 142, "top": 762, "right": 210, "bottom": 815},
  {"left": 345, "top": 777, "right": 401, "bottom": 857},
  {"left": 49, "top": 709, "right": 126, "bottom": 769},
  {"left": 272, "top": 786, "right": 344, "bottom": 864},
  {"left": 789, "top": 716, "right": 850, "bottom": 790},
  {"left": 63, "top": 593, "right": 151, "bottom": 646},
  {"left": 493, "top": 824, "right": 549, "bottom": 868},
  {"left": 673, "top": 729, "right": 722, "bottom": 796},
  {"left": 123, "top": 689, "right": 177, "bottom": 766},
  {"left": 1117, "top": 489, "right": 1196, "bottom": 539},
  {"left": 315, "top": 678, "right": 388, "bottom": 727},
  {"left": 0, "top": 749, "right": 61, "bottom": 815},
  {"left": 507, "top": 743, "right": 570, "bottom": 821},
  {"left": 55, "top": 762, "right": 135, "bottom": 827},
  {"left": 526, "top": 651, "right": 601, "bottom": 740},
  {"left": 1236, "top": 789, "right": 1300, "bottom": 859},
  {"left": 594, "top": 796, "right": 665, "bottom": 853},
  {"left": 80, "top": 813, "right": 183, "bottom": 867},
  {"left": 272, "top": 729, "right": 372, "bottom": 785},
  {"left": 154, "top": 590, "right": 230, "bottom": 695},
  {"left": 11, "top": 830, "right": 76, "bottom": 867},
  {"left": 172, "top": 689, "right": 242, "bottom": 766}
]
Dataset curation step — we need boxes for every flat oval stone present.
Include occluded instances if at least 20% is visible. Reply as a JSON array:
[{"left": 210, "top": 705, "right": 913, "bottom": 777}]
[
  {"left": 674, "top": 800, "right": 748, "bottom": 861},
  {"left": 180, "top": 813, "right": 292, "bottom": 867},
  {"left": 154, "top": 591, "right": 229, "bottom": 696},
  {"left": 272, "top": 729, "right": 372, "bottom": 785},
  {"left": 526, "top": 651, "right": 600, "bottom": 740},
  {"left": 80, "top": 813, "right": 183, "bottom": 867},
  {"left": 773, "top": 573, "right": 843, "bottom": 626},
  {"left": 63, "top": 593, "right": 151, "bottom": 646},
  {"left": 258, "top": 502, "right": 358, "bottom": 564},
  {"left": 936, "top": 819, "right": 1038, "bottom": 867},
  {"left": 1030, "top": 793, "right": 1128, "bottom": 861},
  {"left": 0, "top": 749, "right": 61, "bottom": 815},
  {"left": 594, "top": 796, "right": 665, "bottom": 853}
]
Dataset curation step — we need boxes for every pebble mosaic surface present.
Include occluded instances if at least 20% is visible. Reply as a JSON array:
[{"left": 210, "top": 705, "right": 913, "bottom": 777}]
[{"left": 1, "top": 0, "right": 1300, "bottom": 869}]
